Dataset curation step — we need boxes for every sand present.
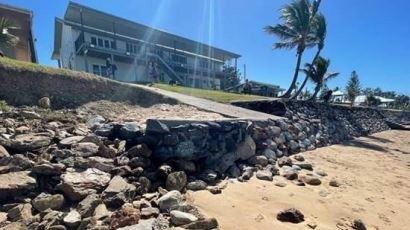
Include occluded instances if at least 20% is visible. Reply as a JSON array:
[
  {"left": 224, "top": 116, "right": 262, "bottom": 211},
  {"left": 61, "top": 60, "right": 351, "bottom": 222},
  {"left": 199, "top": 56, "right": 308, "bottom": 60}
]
[{"left": 189, "top": 130, "right": 410, "bottom": 230}]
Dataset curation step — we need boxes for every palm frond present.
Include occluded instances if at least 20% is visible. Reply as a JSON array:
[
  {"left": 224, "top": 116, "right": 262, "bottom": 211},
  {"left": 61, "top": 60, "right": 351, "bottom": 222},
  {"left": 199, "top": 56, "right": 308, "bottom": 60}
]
[{"left": 264, "top": 25, "right": 298, "bottom": 40}]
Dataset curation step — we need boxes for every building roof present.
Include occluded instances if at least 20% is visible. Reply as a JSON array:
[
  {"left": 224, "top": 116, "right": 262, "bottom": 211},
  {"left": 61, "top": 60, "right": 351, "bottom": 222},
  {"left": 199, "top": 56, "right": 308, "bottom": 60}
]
[
  {"left": 0, "top": 3, "right": 32, "bottom": 15},
  {"left": 332, "top": 90, "right": 344, "bottom": 96},
  {"left": 375, "top": 96, "right": 395, "bottom": 103},
  {"left": 53, "top": 1, "right": 240, "bottom": 61}
]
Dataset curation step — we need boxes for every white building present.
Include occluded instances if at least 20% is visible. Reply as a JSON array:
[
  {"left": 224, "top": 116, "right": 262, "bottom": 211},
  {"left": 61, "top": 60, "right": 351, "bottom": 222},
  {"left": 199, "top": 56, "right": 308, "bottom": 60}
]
[{"left": 52, "top": 2, "right": 240, "bottom": 89}]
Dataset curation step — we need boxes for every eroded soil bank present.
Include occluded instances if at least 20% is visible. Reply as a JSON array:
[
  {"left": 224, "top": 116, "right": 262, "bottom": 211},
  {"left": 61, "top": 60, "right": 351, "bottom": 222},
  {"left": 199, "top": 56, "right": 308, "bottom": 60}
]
[{"left": 190, "top": 130, "right": 410, "bottom": 230}]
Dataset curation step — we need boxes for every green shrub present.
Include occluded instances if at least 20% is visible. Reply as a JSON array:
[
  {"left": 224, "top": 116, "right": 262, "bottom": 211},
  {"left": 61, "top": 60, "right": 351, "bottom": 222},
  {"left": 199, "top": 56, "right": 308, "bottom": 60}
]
[{"left": 0, "top": 100, "right": 9, "bottom": 112}]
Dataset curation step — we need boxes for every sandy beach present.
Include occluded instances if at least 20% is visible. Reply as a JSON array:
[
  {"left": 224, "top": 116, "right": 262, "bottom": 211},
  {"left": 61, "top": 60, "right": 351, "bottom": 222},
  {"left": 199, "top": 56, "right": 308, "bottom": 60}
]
[{"left": 189, "top": 130, "right": 410, "bottom": 230}]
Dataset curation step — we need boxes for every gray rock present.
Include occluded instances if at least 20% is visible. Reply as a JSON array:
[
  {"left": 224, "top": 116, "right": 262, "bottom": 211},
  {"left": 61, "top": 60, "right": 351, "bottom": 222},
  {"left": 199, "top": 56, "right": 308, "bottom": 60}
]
[
  {"left": 146, "top": 119, "right": 170, "bottom": 134},
  {"left": 186, "top": 180, "right": 207, "bottom": 191},
  {"left": 294, "top": 155, "right": 305, "bottom": 162},
  {"left": 94, "top": 124, "right": 114, "bottom": 137},
  {"left": 117, "top": 218, "right": 156, "bottom": 230},
  {"left": 170, "top": 210, "right": 198, "bottom": 226},
  {"left": 174, "top": 141, "right": 195, "bottom": 159},
  {"left": 32, "top": 163, "right": 65, "bottom": 176},
  {"left": 63, "top": 210, "right": 81, "bottom": 228},
  {"left": 7, "top": 203, "right": 32, "bottom": 222},
  {"left": 157, "top": 190, "right": 183, "bottom": 212},
  {"left": 128, "top": 144, "right": 152, "bottom": 158},
  {"left": 1, "top": 133, "right": 51, "bottom": 151},
  {"left": 277, "top": 208, "right": 304, "bottom": 223},
  {"left": 293, "top": 162, "right": 313, "bottom": 171},
  {"left": 59, "top": 136, "right": 84, "bottom": 147},
  {"left": 256, "top": 170, "right": 273, "bottom": 181},
  {"left": 270, "top": 126, "right": 282, "bottom": 136},
  {"left": 236, "top": 136, "right": 256, "bottom": 160},
  {"left": 289, "top": 140, "right": 299, "bottom": 151},
  {"left": 181, "top": 218, "right": 218, "bottom": 230},
  {"left": 301, "top": 175, "right": 321, "bottom": 186},
  {"left": 0, "top": 171, "right": 36, "bottom": 202},
  {"left": 103, "top": 176, "right": 136, "bottom": 208},
  {"left": 94, "top": 203, "right": 111, "bottom": 220},
  {"left": 329, "top": 178, "right": 341, "bottom": 187},
  {"left": 32, "top": 193, "right": 65, "bottom": 212},
  {"left": 140, "top": 207, "right": 159, "bottom": 219},
  {"left": 77, "top": 193, "right": 102, "bottom": 217},
  {"left": 282, "top": 169, "right": 298, "bottom": 180},
  {"left": 73, "top": 142, "right": 99, "bottom": 157},
  {"left": 119, "top": 122, "right": 142, "bottom": 139},
  {"left": 226, "top": 165, "right": 241, "bottom": 178},
  {"left": 215, "top": 152, "right": 237, "bottom": 173},
  {"left": 86, "top": 115, "right": 105, "bottom": 129},
  {"left": 263, "top": 148, "right": 276, "bottom": 160},
  {"left": 59, "top": 168, "right": 111, "bottom": 201},
  {"left": 21, "top": 110, "right": 41, "bottom": 119},
  {"left": 0, "top": 145, "right": 9, "bottom": 158},
  {"left": 277, "top": 156, "right": 292, "bottom": 167},
  {"left": 166, "top": 171, "right": 187, "bottom": 191}
]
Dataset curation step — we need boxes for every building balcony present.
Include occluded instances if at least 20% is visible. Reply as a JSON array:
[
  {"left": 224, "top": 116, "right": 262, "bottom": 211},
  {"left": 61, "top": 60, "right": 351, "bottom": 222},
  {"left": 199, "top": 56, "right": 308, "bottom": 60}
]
[{"left": 75, "top": 36, "right": 136, "bottom": 64}]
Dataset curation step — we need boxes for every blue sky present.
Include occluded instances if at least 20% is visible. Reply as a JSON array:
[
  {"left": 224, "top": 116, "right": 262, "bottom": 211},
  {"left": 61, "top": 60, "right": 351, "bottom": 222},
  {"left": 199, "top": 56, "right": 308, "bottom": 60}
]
[{"left": 3, "top": 0, "right": 410, "bottom": 94}]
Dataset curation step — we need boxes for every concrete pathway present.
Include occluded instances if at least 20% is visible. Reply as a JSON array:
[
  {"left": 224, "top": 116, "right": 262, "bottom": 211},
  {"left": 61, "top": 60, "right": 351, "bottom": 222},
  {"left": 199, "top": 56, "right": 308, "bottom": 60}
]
[{"left": 133, "top": 84, "right": 281, "bottom": 120}]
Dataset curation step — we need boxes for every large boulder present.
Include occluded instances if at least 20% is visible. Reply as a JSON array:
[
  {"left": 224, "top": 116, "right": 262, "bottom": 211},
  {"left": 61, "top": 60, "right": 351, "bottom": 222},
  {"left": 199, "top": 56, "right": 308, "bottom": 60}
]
[
  {"left": 102, "top": 176, "right": 137, "bottom": 208},
  {"left": 119, "top": 122, "right": 142, "bottom": 139},
  {"left": 0, "top": 133, "right": 51, "bottom": 151},
  {"left": 166, "top": 171, "right": 187, "bottom": 192},
  {"left": 157, "top": 190, "right": 183, "bottom": 212},
  {"left": 0, "top": 171, "right": 37, "bottom": 202},
  {"left": 59, "top": 168, "right": 111, "bottom": 201},
  {"left": 77, "top": 193, "right": 102, "bottom": 217},
  {"left": 0, "top": 145, "right": 9, "bottom": 159},
  {"left": 63, "top": 210, "right": 81, "bottom": 228},
  {"left": 236, "top": 136, "right": 256, "bottom": 160},
  {"left": 170, "top": 210, "right": 198, "bottom": 226},
  {"left": 32, "top": 193, "right": 65, "bottom": 212},
  {"left": 110, "top": 204, "right": 140, "bottom": 229}
]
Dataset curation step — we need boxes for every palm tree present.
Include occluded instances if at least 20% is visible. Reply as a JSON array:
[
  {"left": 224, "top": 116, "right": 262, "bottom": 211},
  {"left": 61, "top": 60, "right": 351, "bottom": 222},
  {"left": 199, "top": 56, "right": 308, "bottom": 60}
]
[
  {"left": 265, "top": 0, "right": 322, "bottom": 98},
  {"left": 0, "top": 17, "right": 19, "bottom": 57},
  {"left": 305, "top": 57, "right": 339, "bottom": 101},
  {"left": 292, "top": 14, "right": 327, "bottom": 99}
]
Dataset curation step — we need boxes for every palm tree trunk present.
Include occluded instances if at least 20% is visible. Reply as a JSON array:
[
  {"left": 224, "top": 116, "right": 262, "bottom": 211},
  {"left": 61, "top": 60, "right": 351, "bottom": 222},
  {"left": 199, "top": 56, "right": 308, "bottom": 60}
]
[
  {"left": 291, "top": 47, "right": 322, "bottom": 99},
  {"left": 309, "top": 84, "right": 321, "bottom": 101},
  {"left": 281, "top": 51, "right": 303, "bottom": 98},
  {"left": 292, "top": 75, "right": 309, "bottom": 100}
]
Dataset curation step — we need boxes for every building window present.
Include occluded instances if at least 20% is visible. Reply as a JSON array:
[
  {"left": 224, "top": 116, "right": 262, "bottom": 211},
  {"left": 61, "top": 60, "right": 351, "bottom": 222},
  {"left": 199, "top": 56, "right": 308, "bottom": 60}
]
[
  {"left": 202, "top": 72, "right": 208, "bottom": 77},
  {"left": 92, "top": 65, "right": 100, "bottom": 75},
  {"left": 200, "top": 60, "right": 209, "bottom": 68},
  {"left": 111, "top": 41, "right": 116, "bottom": 50},
  {"left": 97, "top": 38, "right": 103, "bottom": 47},
  {"left": 92, "top": 64, "right": 109, "bottom": 77},
  {"left": 171, "top": 54, "right": 187, "bottom": 64},
  {"left": 104, "top": 40, "right": 110, "bottom": 48},
  {"left": 126, "top": 43, "right": 139, "bottom": 54},
  {"left": 91, "top": 37, "right": 97, "bottom": 46}
]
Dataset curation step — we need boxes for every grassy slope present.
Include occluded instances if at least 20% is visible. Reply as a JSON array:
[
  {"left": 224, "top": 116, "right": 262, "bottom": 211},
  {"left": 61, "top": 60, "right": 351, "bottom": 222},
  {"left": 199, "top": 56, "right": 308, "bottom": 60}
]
[
  {"left": 153, "top": 83, "right": 267, "bottom": 103},
  {"left": 0, "top": 57, "right": 97, "bottom": 80}
]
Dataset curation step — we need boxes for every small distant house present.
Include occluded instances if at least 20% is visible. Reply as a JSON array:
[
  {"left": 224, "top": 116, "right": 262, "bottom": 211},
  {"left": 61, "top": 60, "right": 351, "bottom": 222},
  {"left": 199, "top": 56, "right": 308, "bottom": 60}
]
[
  {"left": 225, "top": 80, "right": 284, "bottom": 97},
  {"left": 353, "top": 95, "right": 395, "bottom": 107},
  {"left": 0, "top": 3, "right": 37, "bottom": 63}
]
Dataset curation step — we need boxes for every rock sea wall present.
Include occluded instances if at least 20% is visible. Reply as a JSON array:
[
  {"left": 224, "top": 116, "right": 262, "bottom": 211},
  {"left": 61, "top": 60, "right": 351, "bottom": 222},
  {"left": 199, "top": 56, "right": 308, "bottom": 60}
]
[{"left": 233, "top": 100, "right": 392, "bottom": 143}]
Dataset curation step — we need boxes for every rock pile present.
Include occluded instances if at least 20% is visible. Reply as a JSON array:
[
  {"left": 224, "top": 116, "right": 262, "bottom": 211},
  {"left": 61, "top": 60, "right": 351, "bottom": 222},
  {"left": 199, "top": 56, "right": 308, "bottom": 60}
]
[{"left": 0, "top": 107, "right": 223, "bottom": 229}]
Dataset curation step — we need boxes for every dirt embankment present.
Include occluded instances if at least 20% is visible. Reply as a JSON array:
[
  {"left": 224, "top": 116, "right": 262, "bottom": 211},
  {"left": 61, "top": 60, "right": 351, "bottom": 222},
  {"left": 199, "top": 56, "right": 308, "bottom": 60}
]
[{"left": 189, "top": 130, "right": 410, "bottom": 230}]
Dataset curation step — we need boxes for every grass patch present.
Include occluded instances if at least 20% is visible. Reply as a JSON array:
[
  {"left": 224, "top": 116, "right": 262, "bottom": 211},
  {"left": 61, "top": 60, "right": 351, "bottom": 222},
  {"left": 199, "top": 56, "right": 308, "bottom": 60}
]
[
  {"left": 0, "top": 57, "right": 98, "bottom": 80},
  {"left": 0, "top": 100, "right": 10, "bottom": 112},
  {"left": 153, "top": 83, "right": 267, "bottom": 103}
]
